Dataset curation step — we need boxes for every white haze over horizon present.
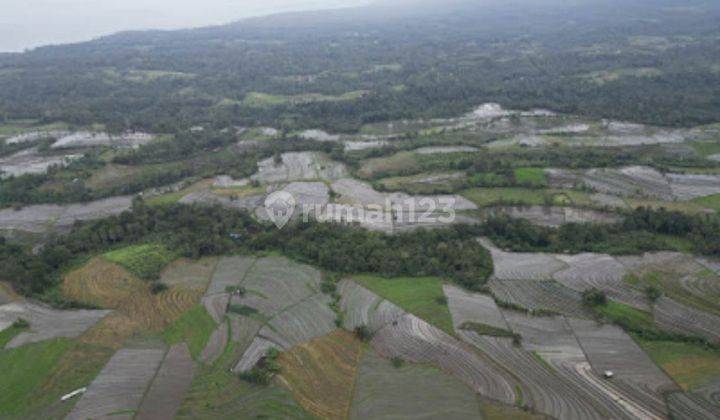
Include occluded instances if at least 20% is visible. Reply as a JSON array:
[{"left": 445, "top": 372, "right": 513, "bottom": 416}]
[{"left": 0, "top": 0, "right": 373, "bottom": 53}]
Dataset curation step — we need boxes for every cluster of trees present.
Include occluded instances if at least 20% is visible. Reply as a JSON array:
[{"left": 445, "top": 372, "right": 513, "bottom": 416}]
[
  {"left": 8, "top": 200, "right": 492, "bottom": 300},
  {"left": 481, "top": 207, "right": 720, "bottom": 256}
]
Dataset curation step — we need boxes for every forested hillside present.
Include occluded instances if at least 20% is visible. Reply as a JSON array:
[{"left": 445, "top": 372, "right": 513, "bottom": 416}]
[{"left": 1, "top": 0, "right": 719, "bottom": 132}]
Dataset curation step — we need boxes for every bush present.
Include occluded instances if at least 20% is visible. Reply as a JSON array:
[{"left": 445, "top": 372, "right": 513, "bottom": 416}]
[
  {"left": 582, "top": 288, "right": 607, "bottom": 307},
  {"left": 391, "top": 357, "right": 404, "bottom": 368},
  {"left": 225, "top": 285, "right": 246, "bottom": 296},
  {"left": 354, "top": 325, "right": 373, "bottom": 342},
  {"left": 151, "top": 282, "right": 168, "bottom": 294},
  {"left": 12, "top": 318, "right": 29, "bottom": 329},
  {"left": 434, "top": 295, "right": 448, "bottom": 305},
  {"left": 645, "top": 286, "right": 662, "bottom": 302},
  {"left": 228, "top": 304, "right": 259, "bottom": 316},
  {"left": 320, "top": 281, "right": 337, "bottom": 294}
]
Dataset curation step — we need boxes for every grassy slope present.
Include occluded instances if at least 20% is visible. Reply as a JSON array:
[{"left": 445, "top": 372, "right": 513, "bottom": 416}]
[
  {"left": 163, "top": 304, "right": 217, "bottom": 359},
  {"left": 353, "top": 275, "right": 454, "bottom": 335},
  {"left": 636, "top": 339, "right": 720, "bottom": 390},
  {"left": 0, "top": 325, "right": 27, "bottom": 348},
  {"left": 103, "top": 244, "right": 176, "bottom": 280},
  {"left": 176, "top": 323, "right": 312, "bottom": 419},
  {"left": 514, "top": 168, "right": 547, "bottom": 186},
  {"left": 0, "top": 338, "right": 72, "bottom": 417},
  {"left": 594, "top": 301, "right": 655, "bottom": 331},
  {"left": 693, "top": 193, "right": 720, "bottom": 212}
]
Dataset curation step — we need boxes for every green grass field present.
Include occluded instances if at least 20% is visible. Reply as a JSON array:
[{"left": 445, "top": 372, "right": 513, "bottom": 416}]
[
  {"left": 243, "top": 90, "right": 367, "bottom": 108},
  {"left": 163, "top": 304, "right": 217, "bottom": 359},
  {"left": 103, "top": 243, "right": 176, "bottom": 280},
  {"left": 514, "top": 168, "right": 547, "bottom": 186},
  {"left": 0, "top": 324, "right": 27, "bottom": 348},
  {"left": 636, "top": 339, "right": 720, "bottom": 390},
  {"left": 353, "top": 275, "right": 454, "bottom": 335},
  {"left": 689, "top": 141, "right": 720, "bottom": 158},
  {"left": 693, "top": 193, "right": 720, "bottom": 212},
  {"left": 0, "top": 338, "right": 72, "bottom": 417},
  {"left": 594, "top": 300, "right": 655, "bottom": 331}
]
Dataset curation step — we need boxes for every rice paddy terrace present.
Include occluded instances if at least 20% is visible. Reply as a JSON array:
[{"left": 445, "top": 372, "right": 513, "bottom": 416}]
[
  {"left": 1, "top": 102, "right": 720, "bottom": 419},
  {"left": 1, "top": 240, "right": 718, "bottom": 419}
]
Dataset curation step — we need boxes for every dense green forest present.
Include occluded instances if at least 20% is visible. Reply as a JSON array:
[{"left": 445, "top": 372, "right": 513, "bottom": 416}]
[{"left": 1, "top": 0, "right": 719, "bottom": 132}]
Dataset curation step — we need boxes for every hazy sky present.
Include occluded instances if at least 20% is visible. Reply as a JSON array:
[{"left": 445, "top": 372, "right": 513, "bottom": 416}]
[{"left": 0, "top": 0, "right": 373, "bottom": 52}]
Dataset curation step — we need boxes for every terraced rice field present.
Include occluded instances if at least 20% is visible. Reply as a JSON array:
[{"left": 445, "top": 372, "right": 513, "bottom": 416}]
[
  {"left": 0, "top": 147, "right": 80, "bottom": 178},
  {"left": 67, "top": 344, "right": 167, "bottom": 419},
  {"left": 259, "top": 293, "right": 336, "bottom": 350},
  {"left": 198, "top": 321, "right": 229, "bottom": 364},
  {"left": 233, "top": 256, "right": 322, "bottom": 318},
  {"left": 567, "top": 318, "right": 676, "bottom": 418},
  {"left": 461, "top": 333, "right": 619, "bottom": 419},
  {"left": 63, "top": 258, "right": 202, "bottom": 332},
  {"left": 0, "top": 196, "right": 133, "bottom": 233},
  {"left": 488, "top": 279, "right": 591, "bottom": 318},
  {"left": 666, "top": 391, "right": 720, "bottom": 420},
  {"left": 337, "top": 279, "right": 406, "bottom": 333},
  {"left": 0, "top": 302, "right": 110, "bottom": 348},
  {"left": 371, "top": 313, "right": 519, "bottom": 405},
  {"left": 554, "top": 253, "right": 649, "bottom": 310},
  {"left": 479, "top": 238, "right": 567, "bottom": 280},
  {"left": 652, "top": 297, "right": 720, "bottom": 344},
  {"left": 160, "top": 257, "right": 217, "bottom": 290},
  {"left": 136, "top": 343, "right": 196, "bottom": 420},
  {"left": 251, "top": 152, "right": 347, "bottom": 184},
  {"left": 500, "top": 311, "right": 648, "bottom": 419},
  {"left": 276, "top": 330, "right": 363, "bottom": 419},
  {"left": 205, "top": 255, "right": 256, "bottom": 296},
  {"left": 443, "top": 284, "right": 508, "bottom": 330},
  {"left": 483, "top": 206, "right": 622, "bottom": 227},
  {"left": 349, "top": 348, "right": 483, "bottom": 419}
]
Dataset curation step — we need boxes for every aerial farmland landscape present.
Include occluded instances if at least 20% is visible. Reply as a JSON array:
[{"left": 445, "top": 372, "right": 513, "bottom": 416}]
[{"left": 1, "top": 0, "right": 720, "bottom": 419}]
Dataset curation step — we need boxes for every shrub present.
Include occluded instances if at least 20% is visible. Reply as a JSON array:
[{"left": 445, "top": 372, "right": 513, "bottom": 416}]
[
  {"left": 354, "top": 325, "right": 373, "bottom": 342},
  {"left": 228, "top": 304, "right": 259, "bottom": 316},
  {"left": 391, "top": 357, "right": 404, "bottom": 368},
  {"left": 225, "top": 285, "right": 246, "bottom": 296},
  {"left": 151, "top": 282, "right": 168, "bottom": 294},
  {"left": 582, "top": 288, "right": 607, "bottom": 307},
  {"left": 645, "top": 285, "right": 662, "bottom": 302},
  {"left": 12, "top": 318, "right": 30, "bottom": 329}
]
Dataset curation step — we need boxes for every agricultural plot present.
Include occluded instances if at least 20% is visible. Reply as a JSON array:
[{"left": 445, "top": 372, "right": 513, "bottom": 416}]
[
  {"left": 488, "top": 279, "right": 591, "bottom": 318},
  {"left": 652, "top": 297, "right": 720, "bottom": 344},
  {"left": 500, "top": 311, "right": 648, "bottom": 419},
  {"left": 103, "top": 243, "right": 176, "bottom": 280},
  {"left": 50, "top": 131, "right": 155, "bottom": 149},
  {"left": 136, "top": 343, "right": 196, "bottom": 420},
  {"left": 554, "top": 253, "right": 649, "bottom": 310},
  {"left": 483, "top": 206, "right": 622, "bottom": 227},
  {"left": 621, "top": 252, "right": 720, "bottom": 316},
  {"left": 179, "top": 189, "right": 264, "bottom": 212},
  {"left": 276, "top": 330, "right": 363, "bottom": 419},
  {"left": 67, "top": 345, "right": 166, "bottom": 420},
  {"left": 462, "top": 333, "right": 619, "bottom": 420},
  {"left": 637, "top": 339, "right": 720, "bottom": 391},
  {"left": 343, "top": 139, "right": 388, "bottom": 151},
  {"left": 413, "top": 146, "right": 479, "bottom": 154},
  {"left": 298, "top": 129, "right": 341, "bottom": 142},
  {"left": 551, "top": 166, "right": 720, "bottom": 201},
  {"left": 259, "top": 293, "right": 336, "bottom": 350},
  {"left": 337, "top": 279, "right": 406, "bottom": 333},
  {"left": 199, "top": 321, "right": 229, "bottom": 364},
  {"left": 0, "top": 302, "right": 110, "bottom": 349},
  {"left": 567, "top": 318, "right": 676, "bottom": 417},
  {"left": 64, "top": 258, "right": 200, "bottom": 333},
  {"left": 251, "top": 152, "right": 347, "bottom": 184},
  {"left": 666, "top": 391, "right": 720, "bottom": 420},
  {"left": 371, "top": 313, "right": 519, "bottom": 405},
  {"left": 331, "top": 178, "right": 389, "bottom": 208},
  {"left": 479, "top": 238, "right": 567, "bottom": 280},
  {"left": 354, "top": 275, "right": 455, "bottom": 335},
  {"left": 160, "top": 257, "right": 217, "bottom": 290},
  {"left": 233, "top": 336, "right": 278, "bottom": 373},
  {"left": 281, "top": 181, "right": 330, "bottom": 207},
  {"left": 349, "top": 348, "right": 483, "bottom": 419},
  {"left": 0, "top": 147, "right": 81, "bottom": 178},
  {"left": 205, "top": 256, "right": 256, "bottom": 296},
  {"left": 163, "top": 305, "right": 218, "bottom": 359},
  {"left": 232, "top": 256, "right": 322, "bottom": 318},
  {"left": 0, "top": 196, "right": 134, "bottom": 234},
  {"left": 443, "top": 284, "right": 508, "bottom": 330},
  {"left": 4, "top": 129, "right": 69, "bottom": 144}
]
